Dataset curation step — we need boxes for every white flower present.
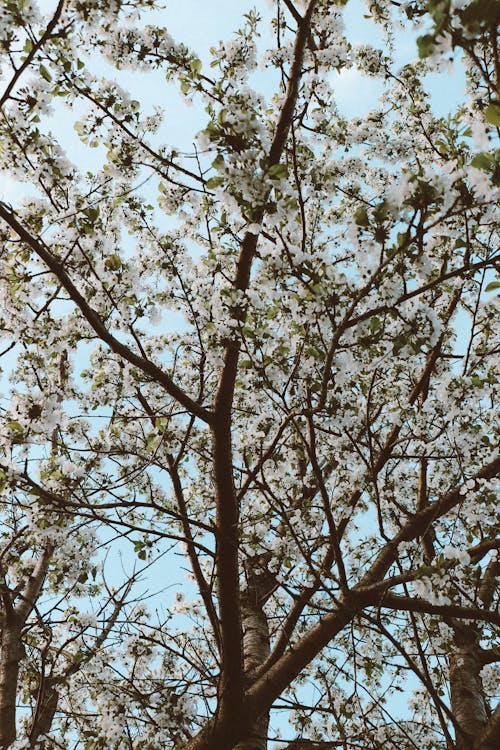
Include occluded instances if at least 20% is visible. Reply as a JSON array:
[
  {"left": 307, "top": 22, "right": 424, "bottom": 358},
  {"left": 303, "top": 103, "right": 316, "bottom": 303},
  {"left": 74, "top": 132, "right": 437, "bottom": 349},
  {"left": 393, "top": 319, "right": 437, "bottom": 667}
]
[
  {"left": 443, "top": 546, "right": 470, "bottom": 565},
  {"left": 470, "top": 120, "right": 490, "bottom": 150},
  {"left": 149, "top": 308, "right": 162, "bottom": 326},
  {"left": 247, "top": 223, "right": 261, "bottom": 235}
]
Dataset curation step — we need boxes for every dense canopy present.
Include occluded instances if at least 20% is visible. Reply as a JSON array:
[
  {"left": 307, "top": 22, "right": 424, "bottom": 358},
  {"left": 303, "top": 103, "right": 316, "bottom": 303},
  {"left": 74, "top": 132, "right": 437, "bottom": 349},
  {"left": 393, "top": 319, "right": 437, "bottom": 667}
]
[{"left": 0, "top": 1, "right": 499, "bottom": 749}]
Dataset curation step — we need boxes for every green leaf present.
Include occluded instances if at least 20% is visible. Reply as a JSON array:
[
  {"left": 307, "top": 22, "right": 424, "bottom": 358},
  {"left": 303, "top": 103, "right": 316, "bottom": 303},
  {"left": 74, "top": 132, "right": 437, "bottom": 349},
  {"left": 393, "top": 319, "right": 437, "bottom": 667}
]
[
  {"left": 212, "top": 154, "right": 225, "bottom": 171},
  {"left": 39, "top": 64, "right": 52, "bottom": 82},
  {"left": 146, "top": 433, "right": 158, "bottom": 452},
  {"left": 354, "top": 206, "right": 369, "bottom": 227},
  {"left": 204, "top": 122, "right": 220, "bottom": 141},
  {"left": 105, "top": 254, "right": 122, "bottom": 271},
  {"left": 485, "top": 281, "right": 500, "bottom": 292},
  {"left": 373, "top": 200, "right": 389, "bottom": 223},
  {"left": 369, "top": 317, "right": 381, "bottom": 333},
  {"left": 268, "top": 163, "right": 288, "bottom": 180},
  {"left": 190, "top": 58, "right": 202, "bottom": 75},
  {"left": 133, "top": 541, "right": 148, "bottom": 560},
  {"left": 416, "top": 34, "right": 434, "bottom": 59},
  {"left": 392, "top": 334, "right": 408, "bottom": 354},
  {"left": 206, "top": 176, "right": 224, "bottom": 189},
  {"left": 471, "top": 152, "right": 493, "bottom": 170},
  {"left": 484, "top": 103, "right": 500, "bottom": 127},
  {"left": 7, "top": 420, "right": 25, "bottom": 444},
  {"left": 415, "top": 564, "right": 434, "bottom": 579},
  {"left": 84, "top": 206, "right": 99, "bottom": 222}
]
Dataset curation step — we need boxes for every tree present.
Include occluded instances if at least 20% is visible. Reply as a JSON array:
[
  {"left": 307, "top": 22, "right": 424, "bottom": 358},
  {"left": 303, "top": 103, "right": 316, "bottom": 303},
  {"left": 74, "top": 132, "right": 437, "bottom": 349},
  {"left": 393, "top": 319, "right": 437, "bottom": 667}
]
[{"left": 0, "top": 0, "right": 499, "bottom": 748}]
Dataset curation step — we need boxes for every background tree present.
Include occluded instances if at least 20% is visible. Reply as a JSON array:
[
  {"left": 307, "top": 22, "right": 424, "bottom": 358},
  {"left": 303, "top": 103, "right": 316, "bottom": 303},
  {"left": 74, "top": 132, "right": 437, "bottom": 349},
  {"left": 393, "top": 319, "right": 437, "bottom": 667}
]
[{"left": 0, "top": 1, "right": 499, "bottom": 749}]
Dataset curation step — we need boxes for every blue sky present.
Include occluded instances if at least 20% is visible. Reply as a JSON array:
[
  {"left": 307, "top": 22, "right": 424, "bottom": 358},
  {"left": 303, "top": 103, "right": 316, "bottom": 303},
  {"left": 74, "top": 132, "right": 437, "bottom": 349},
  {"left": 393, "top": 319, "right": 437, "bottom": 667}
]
[{"left": 2, "top": 0, "right": 467, "bottom": 205}]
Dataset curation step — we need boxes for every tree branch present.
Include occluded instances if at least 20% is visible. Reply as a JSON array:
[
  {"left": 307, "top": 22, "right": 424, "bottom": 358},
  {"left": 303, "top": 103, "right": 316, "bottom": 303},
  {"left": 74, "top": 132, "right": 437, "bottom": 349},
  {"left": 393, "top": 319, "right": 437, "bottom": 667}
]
[
  {"left": 360, "top": 455, "right": 500, "bottom": 587},
  {"left": 15, "top": 546, "right": 53, "bottom": 622},
  {"left": 372, "top": 592, "right": 500, "bottom": 627},
  {"left": 0, "top": 0, "right": 67, "bottom": 108},
  {"left": 211, "top": 0, "right": 318, "bottom": 734},
  {"left": 0, "top": 203, "right": 211, "bottom": 423}
]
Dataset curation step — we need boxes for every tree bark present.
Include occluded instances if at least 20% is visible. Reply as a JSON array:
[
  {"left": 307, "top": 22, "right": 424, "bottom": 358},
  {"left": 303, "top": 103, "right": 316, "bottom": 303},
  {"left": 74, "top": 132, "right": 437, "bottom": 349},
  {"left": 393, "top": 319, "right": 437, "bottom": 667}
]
[
  {"left": 29, "top": 680, "right": 59, "bottom": 749},
  {"left": 234, "top": 556, "right": 275, "bottom": 750},
  {"left": 0, "top": 548, "right": 52, "bottom": 749},
  {"left": 449, "top": 625, "right": 489, "bottom": 750},
  {"left": 0, "top": 611, "right": 22, "bottom": 749},
  {"left": 473, "top": 704, "right": 500, "bottom": 750},
  {"left": 468, "top": 556, "right": 500, "bottom": 750}
]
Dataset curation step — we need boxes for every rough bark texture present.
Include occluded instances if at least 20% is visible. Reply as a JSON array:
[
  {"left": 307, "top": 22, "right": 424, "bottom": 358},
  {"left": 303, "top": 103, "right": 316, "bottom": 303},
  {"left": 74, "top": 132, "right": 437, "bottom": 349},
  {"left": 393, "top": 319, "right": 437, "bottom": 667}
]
[
  {"left": 29, "top": 681, "right": 59, "bottom": 748},
  {"left": 0, "top": 548, "right": 52, "bottom": 749},
  {"left": 0, "top": 616, "right": 22, "bottom": 749},
  {"left": 473, "top": 704, "right": 500, "bottom": 750},
  {"left": 449, "top": 626, "right": 489, "bottom": 750},
  {"left": 470, "top": 557, "right": 500, "bottom": 750},
  {"left": 478, "top": 559, "right": 499, "bottom": 609},
  {"left": 234, "top": 557, "right": 275, "bottom": 750}
]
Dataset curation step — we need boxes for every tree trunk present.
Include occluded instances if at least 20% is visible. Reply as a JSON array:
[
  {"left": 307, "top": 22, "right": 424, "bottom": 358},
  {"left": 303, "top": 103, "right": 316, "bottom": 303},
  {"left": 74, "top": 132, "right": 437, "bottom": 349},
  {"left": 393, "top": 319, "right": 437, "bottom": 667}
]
[
  {"left": 448, "top": 553, "right": 499, "bottom": 750},
  {"left": 0, "top": 617, "right": 22, "bottom": 749},
  {"left": 449, "top": 625, "right": 489, "bottom": 750},
  {"left": 0, "top": 548, "right": 53, "bottom": 749},
  {"left": 29, "top": 680, "right": 59, "bottom": 748},
  {"left": 234, "top": 556, "right": 275, "bottom": 750},
  {"left": 473, "top": 704, "right": 500, "bottom": 750}
]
